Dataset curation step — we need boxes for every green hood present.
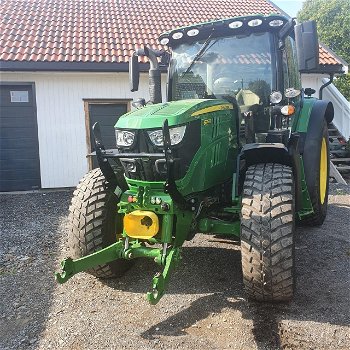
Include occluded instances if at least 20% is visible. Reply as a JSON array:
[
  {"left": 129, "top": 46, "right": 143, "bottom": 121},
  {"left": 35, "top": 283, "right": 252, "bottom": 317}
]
[{"left": 115, "top": 99, "right": 232, "bottom": 129}]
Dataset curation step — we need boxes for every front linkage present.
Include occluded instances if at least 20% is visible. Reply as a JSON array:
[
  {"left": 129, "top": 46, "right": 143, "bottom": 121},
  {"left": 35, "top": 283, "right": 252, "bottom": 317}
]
[{"left": 55, "top": 240, "right": 182, "bottom": 305}]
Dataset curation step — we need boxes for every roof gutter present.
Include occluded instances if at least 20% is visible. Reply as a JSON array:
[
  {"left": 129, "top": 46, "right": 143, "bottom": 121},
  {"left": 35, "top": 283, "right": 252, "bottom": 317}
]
[
  {"left": 0, "top": 61, "right": 168, "bottom": 73},
  {"left": 300, "top": 64, "right": 344, "bottom": 75},
  {"left": 1, "top": 59, "right": 344, "bottom": 76}
]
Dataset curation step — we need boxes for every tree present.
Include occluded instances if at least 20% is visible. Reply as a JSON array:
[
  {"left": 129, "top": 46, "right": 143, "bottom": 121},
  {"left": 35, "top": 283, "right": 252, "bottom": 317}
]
[
  {"left": 333, "top": 73, "right": 350, "bottom": 101},
  {"left": 298, "top": 0, "right": 350, "bottom": 100},
  {"left": 297, "top": 0, "right": 350, "bottom": 64}
]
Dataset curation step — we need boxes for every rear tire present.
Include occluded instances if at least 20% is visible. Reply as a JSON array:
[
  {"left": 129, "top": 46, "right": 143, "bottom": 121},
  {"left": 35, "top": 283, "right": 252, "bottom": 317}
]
[
  {"left": 301, "top": 121, "right": 330, "bottom": 226},
  {"left": 241, "top": 163, "right": 295, "bottom": 301},
  {"left": 68, "top": 168, "right": 132, "bottom": 278}
]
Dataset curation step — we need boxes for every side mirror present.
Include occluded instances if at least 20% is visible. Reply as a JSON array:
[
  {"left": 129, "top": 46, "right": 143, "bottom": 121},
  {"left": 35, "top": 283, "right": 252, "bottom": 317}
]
[
  {"left": 129, "top": 54, "right": 140, "bottom": 92},
  {"left": 295, "top": 20, "right": 319, "bottom": 72}
]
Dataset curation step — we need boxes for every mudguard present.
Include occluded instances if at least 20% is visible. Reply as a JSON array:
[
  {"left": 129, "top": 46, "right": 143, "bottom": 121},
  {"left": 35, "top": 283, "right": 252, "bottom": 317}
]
[
  {"left": 237, "top": 136, "right": 303, "bottom": 211},
  {"left": 299, "top": 100, "right": 333, "bottom": 223},
  {"left": 295, "top": 99, "right": 334, "bottom": 153},
  {"left": 300, "top": 99, "right": 333, "bottom": 153},
  {"left": 239, "top": 143, "right": 292, "bottom": 167}
]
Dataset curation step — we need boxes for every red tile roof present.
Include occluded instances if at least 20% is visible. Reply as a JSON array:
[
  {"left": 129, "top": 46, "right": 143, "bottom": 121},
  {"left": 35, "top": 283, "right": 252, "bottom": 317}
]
[
  {"left": 319, "top": 45, "right": 343, "bottom": 66},
  {"left": 0, "top": 0, "right": 344, "bottom": 68}
]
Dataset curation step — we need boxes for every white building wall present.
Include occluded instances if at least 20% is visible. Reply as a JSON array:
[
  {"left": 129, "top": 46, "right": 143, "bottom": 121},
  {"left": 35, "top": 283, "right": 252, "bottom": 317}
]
[
  {"left": 322, "top": 78, "right": 350, "bottom": 140},
  {"left": 301, "top": 73, "right": 331, "bottom": 95},
  {"left": 0, "top": 72, "right": 167, "bottom": 188}
]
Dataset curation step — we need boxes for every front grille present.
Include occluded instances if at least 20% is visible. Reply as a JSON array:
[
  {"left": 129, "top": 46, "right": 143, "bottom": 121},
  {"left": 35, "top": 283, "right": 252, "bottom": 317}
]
[{"left": 117, "top": 120, "right": 201, "bottom": 181}]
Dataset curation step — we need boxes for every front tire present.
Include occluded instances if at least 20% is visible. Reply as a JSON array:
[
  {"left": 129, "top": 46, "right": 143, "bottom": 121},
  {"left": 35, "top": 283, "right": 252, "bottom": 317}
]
[
  {"left": 241, "top": 163, "right": 295, "bottom": 301},
  {"left": 68, "top": 168, "right": 132, "bottom": 278}
]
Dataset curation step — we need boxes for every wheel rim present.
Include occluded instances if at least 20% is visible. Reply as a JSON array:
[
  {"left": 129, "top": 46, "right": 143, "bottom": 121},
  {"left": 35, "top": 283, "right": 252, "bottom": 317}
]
[{"left": 319, "top": 137, "right": 327, "bottom": 204}]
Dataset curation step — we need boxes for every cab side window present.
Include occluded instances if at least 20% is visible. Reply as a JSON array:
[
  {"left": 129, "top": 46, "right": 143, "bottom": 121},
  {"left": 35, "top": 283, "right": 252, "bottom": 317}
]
[{"left": 282, "top": 36, "right": 302, "bottom": 91}]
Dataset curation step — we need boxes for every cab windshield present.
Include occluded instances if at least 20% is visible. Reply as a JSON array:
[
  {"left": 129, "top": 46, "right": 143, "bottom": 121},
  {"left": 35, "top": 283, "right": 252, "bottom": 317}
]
[{"left": 169, "top": 32, "right": 275, "bottom": 109}]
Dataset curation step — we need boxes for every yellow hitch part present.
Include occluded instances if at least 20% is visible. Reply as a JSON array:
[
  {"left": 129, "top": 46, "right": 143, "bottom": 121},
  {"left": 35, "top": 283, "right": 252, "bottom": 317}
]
[{"left": 124, "top": 210, "right": 159, "bottom": 239}]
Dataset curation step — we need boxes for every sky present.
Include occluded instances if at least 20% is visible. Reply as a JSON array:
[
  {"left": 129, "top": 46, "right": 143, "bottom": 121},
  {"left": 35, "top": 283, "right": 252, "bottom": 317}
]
[{"left": 272, "top": 0, "right": 304, "bottom": 18}]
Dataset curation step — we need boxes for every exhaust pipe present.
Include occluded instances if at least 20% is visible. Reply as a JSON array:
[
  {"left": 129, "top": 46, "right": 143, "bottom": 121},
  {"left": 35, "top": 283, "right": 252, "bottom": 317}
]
[{"left": 129, "top": 46, "right": 163, "bottom": 104}]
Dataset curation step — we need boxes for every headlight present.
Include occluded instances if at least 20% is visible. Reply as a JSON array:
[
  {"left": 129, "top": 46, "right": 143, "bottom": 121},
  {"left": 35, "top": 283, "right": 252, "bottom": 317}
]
[
  {"left": 148, "top": 125, "right": 186, "bottom": 146},
  {"left": 285, "top": 88, "right": 301, "bottom": 98},
  {"left": 116, "top": 130, "right": 135, "bottom": 147},
  {"left": 270, "top": 91, "right": 283, "bottom": 104}
]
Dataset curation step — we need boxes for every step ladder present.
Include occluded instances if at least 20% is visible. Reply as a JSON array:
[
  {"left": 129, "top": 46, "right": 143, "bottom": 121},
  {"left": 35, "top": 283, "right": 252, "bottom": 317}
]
[{"left": 328, "top": 123, "right": 349, "bottom": 184}]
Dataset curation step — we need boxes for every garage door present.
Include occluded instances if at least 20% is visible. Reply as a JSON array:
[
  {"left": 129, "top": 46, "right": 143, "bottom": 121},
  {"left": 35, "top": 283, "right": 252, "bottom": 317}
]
[
  {"left": 87, "top": 103, "right": 128, "bottom": 169},
  {"left": 0, "top": 84, "right": 41, "bottom": 191}
]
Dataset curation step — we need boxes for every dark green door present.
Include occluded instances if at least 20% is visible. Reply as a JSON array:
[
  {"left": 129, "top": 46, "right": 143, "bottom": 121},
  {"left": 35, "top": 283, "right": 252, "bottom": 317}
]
[
  {"left": 88, "top": 103, "right": 128, "bottom": 169},
  {"left": 0, "top": 84, "right": 41, "bottom": 191}
]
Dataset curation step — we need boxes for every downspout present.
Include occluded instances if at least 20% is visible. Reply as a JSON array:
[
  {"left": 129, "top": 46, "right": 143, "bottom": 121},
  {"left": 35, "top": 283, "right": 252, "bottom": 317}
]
[{"left": 319, "top": 73, "right": 334, "bottom": 100}]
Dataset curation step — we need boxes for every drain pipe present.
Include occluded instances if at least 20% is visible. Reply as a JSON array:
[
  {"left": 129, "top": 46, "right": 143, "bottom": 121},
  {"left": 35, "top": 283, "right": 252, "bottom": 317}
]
[{"left": 319, "top": 73, "right": 334, "bottom": 100}]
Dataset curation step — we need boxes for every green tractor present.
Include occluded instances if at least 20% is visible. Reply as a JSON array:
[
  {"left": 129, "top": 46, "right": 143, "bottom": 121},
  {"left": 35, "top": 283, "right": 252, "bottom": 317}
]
[{"left": 56, "top": 14, "right": 334, "bottom": 304}]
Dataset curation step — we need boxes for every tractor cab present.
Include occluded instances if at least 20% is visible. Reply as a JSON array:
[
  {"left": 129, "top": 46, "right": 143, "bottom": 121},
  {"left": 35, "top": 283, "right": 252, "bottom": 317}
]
[{"left": 131, "top": 14, "right": 319, "bottom": 148}]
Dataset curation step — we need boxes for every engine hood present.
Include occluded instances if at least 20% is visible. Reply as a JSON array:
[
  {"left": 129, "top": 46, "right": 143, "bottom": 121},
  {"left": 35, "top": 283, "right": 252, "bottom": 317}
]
[{"left": 115, "top": 99, "right": 233, "bottom": 129}]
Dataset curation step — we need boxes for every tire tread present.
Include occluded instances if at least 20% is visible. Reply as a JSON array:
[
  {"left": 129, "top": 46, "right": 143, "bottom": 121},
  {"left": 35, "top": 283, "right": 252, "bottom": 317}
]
[
  {"left": 241, "top": 163, "right": 295, "bottom": 301},
  {"left": 68, "top": 168, "right": 130, "bottom": 278}
]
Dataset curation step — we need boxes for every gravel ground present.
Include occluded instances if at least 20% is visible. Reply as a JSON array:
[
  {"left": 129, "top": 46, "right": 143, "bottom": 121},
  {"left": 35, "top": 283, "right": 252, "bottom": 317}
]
[{"left": 0, "top": 184, "right": 349, "bottom": 350}]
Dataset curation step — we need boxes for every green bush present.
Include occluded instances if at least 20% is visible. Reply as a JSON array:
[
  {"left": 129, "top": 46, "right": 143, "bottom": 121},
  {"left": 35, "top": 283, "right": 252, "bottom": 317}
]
[{"left": 333, "top": 73, "right": 350, "bottom": 101}]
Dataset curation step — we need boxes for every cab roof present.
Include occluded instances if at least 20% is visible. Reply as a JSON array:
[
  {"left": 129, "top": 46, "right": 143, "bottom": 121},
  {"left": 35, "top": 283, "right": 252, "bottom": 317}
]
[{"left": 159, "top": 14, "right": 291, "bottom": 48}]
